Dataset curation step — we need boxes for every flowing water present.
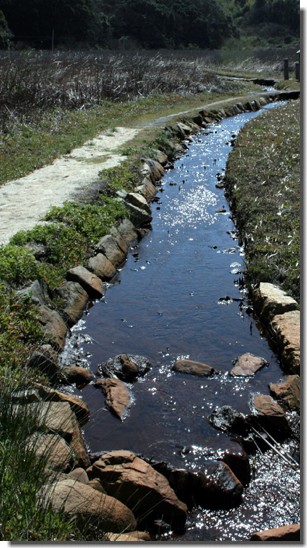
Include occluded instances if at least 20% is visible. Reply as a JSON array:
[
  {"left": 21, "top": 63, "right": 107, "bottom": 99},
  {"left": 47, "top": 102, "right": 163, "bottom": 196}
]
[{"left": 62, "top": 102, "right": 300, "bottom": 541}]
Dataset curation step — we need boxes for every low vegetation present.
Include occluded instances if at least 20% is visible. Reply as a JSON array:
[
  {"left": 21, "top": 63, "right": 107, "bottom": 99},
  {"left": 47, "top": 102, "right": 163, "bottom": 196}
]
[{"left": 225, "top": 100, "right": 300, "bottom": 302}]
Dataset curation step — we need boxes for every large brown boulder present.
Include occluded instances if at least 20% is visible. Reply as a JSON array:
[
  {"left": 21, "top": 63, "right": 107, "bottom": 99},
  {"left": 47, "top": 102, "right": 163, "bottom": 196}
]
[
  {"left": 173, "top": 359, "right": 215, "bottom": 377},
  {"left": 41, "top": 478, "right": 137, "bottom": 533},
  {"left": 95, "top": 234, "right": 127, "bottom": 268},
  {"left": 38, "top": 305, "right": 68, "bottom": 350},
  {"left": 231, "top": 353, "right": 267, "bottom": 376},
  {"left": 66, "top": 265, "right": 105, "bottom": 300},
  {"left": 57, "top": 281, "right": 89, "bottom": 326},
  {"left": 97, "top": 353, "right": 151, "bottom": 382},
  {"left": 116, "top": 218, "right": 139, "bottom": 245},
  {"left": 269, "top": 375, "right": 300, "bottom": 412},
  {"left": 271, "top": 310, "right": 300, "bottom": 373},
  {"left": 28, "top": 345, "right": 60, "bottom": 379},
  {"left": 169, "top": 461, "right": 243, "bottom": 509},
  {"left": 89, "top": 450, "right": 187, "bottom": 530},
  {"left": 250, "top": 523, "right": 300, "bottom": 541},
  {"left": 104, "top": 531, "right": 151, "bottom": 542},
  {"left": 96, "top": 378, "right": 131, "bottom": 420},
  {"left": 88, "top": 253, "right": 117, "bottom": 281},
  {"left": 250, "top": 394, "right": 290, "bottom": 439},
  {"left": 26, "top": 432, "right": 74, "bottom": 471},
  {"left": 33, "top": 383, "right": 90, "bottom": 426},
  {"left": 252, "top": 282, "right": 298, "bottom": 322},
  {"left": 61, "top": 365, "right": 93, "bottom": 386}
]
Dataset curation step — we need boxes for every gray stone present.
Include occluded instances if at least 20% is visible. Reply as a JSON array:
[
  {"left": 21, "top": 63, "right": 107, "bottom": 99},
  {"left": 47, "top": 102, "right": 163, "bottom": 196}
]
[
  {"left": 62, "top": 365, "right": 93, "bottom": 386},
  {"left": 95, "top": 234, "right": 127, "bottom": 267},
  {"left": 88, "top": 253, "right": 117, "bottom": 280},
  {"left": 125, "top": 192, "right": 151, "bottom": 214},
  {"left": 116, "top": 218, "right": 139, "bottom": 245},
  {"left": 26, "top": 432, "right": 74, "bottom": 471},
  {"left": 57, "top": 281, "right": 89, "bottom": 326},
  {"left": 34, "top": 382, "right": 90, "bottom": 426},
  {"left": 97, "top": 353, "right": 151, "bottom": 382},
  {"left": 123, "top": 201, "right": 152, "bottom": 228},
  {"left": 38, "top": 305, "right": 68, "bottom": 350},
  {"left": 28, "top": 345, "right": 60, "bottom": 379}
]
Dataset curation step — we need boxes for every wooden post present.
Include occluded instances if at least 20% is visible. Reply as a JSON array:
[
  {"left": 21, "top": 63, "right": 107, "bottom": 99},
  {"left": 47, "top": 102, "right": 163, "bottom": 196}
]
[
  {"left": 283, "top": 58, "right": 289, "bottom": 80},
  {"left": 295, "top": 61, "right": 300, "bottom": 81}
]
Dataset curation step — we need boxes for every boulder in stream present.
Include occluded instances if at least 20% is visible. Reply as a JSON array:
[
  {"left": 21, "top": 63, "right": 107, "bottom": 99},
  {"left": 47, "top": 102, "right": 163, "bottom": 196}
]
[
  {"left": 250, "top": 523, "right": 300, "bottom": 541},
  {"left": 269, "top": 375, "right": 300, "bottom": 412},
  {"left": 88, "top": 450, "right": 187, "bottom": 530},
  {"left": 172, "top": 359, "right": 215, "bottom": 377},
  {"left": 230, "top": 352, "right": 267, "bottom": 376},
  {"left": 97, "top": 354, "right": 151, "bottom": 382},
  {"left": 95, "top": 378, "right": 131, "bottom": 420}
]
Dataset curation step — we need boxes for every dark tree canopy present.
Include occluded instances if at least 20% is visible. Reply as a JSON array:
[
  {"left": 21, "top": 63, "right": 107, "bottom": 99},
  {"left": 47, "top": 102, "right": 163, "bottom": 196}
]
[{"left": 0, "top": 0, "right": 299, "bottom": 49}]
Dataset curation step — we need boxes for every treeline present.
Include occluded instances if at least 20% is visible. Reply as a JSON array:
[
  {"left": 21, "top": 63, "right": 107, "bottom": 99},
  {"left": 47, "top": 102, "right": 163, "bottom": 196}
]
[{"left": 0, "top": 0, "right": 300, "bottom": 50}]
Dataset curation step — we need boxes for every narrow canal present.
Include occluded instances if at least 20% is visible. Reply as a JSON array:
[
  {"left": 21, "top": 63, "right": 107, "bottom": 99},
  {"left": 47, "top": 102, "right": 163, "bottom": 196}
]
[{"left": 62, "top": 102, "right": 300, "bottom": 541}]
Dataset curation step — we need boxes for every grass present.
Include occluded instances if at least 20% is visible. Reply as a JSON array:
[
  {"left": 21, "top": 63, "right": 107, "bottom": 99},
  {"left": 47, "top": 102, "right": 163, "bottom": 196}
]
[{"left": 225, "top": 100, "right": 300, "bottom": 302}]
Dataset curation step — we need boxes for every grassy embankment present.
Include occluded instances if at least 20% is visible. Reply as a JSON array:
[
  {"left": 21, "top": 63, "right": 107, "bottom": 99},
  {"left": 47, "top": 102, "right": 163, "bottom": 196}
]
[
  {"left": 225, "top": 100, "right": 300, "bottom": 303},
  {"left": 0, "top": 49, "right": 300, "bottom": 540}
]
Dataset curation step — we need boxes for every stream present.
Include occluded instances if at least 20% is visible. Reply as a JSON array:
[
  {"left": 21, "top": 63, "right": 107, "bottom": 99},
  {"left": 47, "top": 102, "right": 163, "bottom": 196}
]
[{"left": 62, "top": 102, "right": 300, "bottom": 541}]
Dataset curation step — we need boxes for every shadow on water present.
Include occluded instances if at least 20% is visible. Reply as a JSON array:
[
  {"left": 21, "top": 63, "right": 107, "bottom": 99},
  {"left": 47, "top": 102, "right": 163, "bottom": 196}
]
[{"left": 62, "top": 102, "right": 300, "bottom": 541}]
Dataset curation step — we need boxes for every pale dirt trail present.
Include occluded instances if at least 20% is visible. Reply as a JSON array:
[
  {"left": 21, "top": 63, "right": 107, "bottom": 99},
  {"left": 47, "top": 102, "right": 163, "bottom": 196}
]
[
  {"left": 0, "top": 127, "right": 140, "bottom": 246},
  {"left": 0, "top": 91, "right": 280, "bottom": 247}
]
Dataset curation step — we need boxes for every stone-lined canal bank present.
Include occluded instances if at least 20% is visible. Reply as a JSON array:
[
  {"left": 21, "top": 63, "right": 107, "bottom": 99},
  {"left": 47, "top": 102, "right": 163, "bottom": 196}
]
[{"left": 14, "top": 90, "right": 300, "bottom": 541}]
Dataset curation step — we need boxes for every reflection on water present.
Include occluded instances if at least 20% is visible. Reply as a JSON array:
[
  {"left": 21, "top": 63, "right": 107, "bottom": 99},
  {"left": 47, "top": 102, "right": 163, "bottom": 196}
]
[{"left": 62, "top": 102, "right": 299, "bottom": 540}]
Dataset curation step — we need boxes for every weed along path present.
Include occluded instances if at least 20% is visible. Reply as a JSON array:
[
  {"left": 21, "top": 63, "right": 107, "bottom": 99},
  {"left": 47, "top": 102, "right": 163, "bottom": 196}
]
[{"left": 61, "top": 100, "right": 300, "bottom": 541}]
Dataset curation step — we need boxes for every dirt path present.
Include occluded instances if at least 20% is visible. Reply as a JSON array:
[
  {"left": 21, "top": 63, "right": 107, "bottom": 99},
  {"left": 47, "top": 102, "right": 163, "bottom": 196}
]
[{"left": 0, "top": 91, "right": 281, "bottom": 246}]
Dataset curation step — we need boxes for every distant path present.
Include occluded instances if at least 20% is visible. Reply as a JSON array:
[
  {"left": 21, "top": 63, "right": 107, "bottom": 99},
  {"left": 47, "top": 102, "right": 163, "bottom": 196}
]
[{"left": 0, "top": 90, "right": 283, "bottom": 246}]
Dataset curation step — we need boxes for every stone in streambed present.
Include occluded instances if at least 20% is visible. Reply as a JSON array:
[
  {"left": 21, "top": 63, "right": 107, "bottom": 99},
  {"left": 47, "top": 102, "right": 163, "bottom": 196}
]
[
  {"left": 230, "top": 352, "right": 267, "bottom": 376},
  {"left": 97, "top": 354, "right": 151, "bottom": 382},
  {"left": 66, "top": 265, "right": 105, "bottom": 300},
  {"left": 88, "top": 450, "right": 187, "bottom": 530},
  {"left": 250, "top": 523, "right": 300, "bottom": 541},
  {"left": 269, "top": 375, "right": 300, "bottom": 412},
  {"left": 172, "top": 359, "right": 215, "bottom": 377},
  {"left": 95, "top": 378, "right": 131, "bottom": 420}
]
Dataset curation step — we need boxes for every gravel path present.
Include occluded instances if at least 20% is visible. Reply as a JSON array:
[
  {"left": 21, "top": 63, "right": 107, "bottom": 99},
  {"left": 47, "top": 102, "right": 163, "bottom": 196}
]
[{"left": 0, "top": 127, "right": 140, "bottom": 246}]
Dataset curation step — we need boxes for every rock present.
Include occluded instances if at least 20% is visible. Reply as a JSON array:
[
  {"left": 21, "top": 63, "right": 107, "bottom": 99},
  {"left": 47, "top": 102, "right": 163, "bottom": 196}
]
[
  {"left": 116, "top": 218, "right": 139, "bottom": 245},
  {"left": 97, "top": 353, "right": 151, "bottom": 382},
  {"left": 24, "top": 401, "right": 76, "bottom": 438},
  {"left": 110, "top": 226, "right": 129, "bottom": 254},
  {"left": 152, "top": 149, "right": 168, "bottom": 166},
  {"left": 135, "top": 178, "right": 158, "bottom": 201},
  {"left": 62, "top": 365, "right": 93, "bottom": 386},
  {"left": 26, "top": 432, "right": 74, "bottom": 471},
  {"left": 57, "top": 281, "right": 89, "bottom": 326},
  {"left": 88, "top": 478, "right": 107, "bottom": 493},
  {"left": 252, "top": 282, "right": 298, "bottom": 323},
  {"left": 70, "top": 418, "right": 90, "bottom": 468},
  {"left": 42, "top": 478, "right": 137, "bottom": 533},
  {"left": 89, "top": 450, "right": 187, "bottom": 529},
  {"left": 269, "top": 375, "right": 300, "bottom": 412},
  {"left": 250, "top": 523, "right": 300, "bottom": 541},
  {"left": 88, "top": 253, "right": 117, "bottom": 280},
  {"left": 172, "top": 359, "right": 214, "bottom": 377},
  {"left": 169, "top": 461, "right": 243, "bottom": 509},
  {"left": 95, "top": 234, "right": 127, "bottom": 267},
  {"left": 140, "top": 158, "right": 164, "bottom": 182},
  {"left": 250, "top": 394, "right": 290, "bottom": 438},
  {"left": 38, "top": 305, "right": 68, "bottom": 350},
  {"left": 96, "top": 378, "right": 131, "bottom": 420},
  {"left": 17, "top": 279, "right": 51, "bottom": 306},
  {"left": 123, "top": 201, "right": 153, "bottom": 228},
  {"left": 231, "top": 353, "right": 267, "bottom": 376},
  {"left": 28, "top": 344, "right": 60, "bottom": 379},
  {"left": 66, "top": 467, "right": 89, "bottom": 484},
  {"left": 125, "top": 192, "right": 151, "bottom": 215},
  {"left": 208, "top": 405, "right": 248, "bottom": 435},
  {"left": 34, "top": 383, "right": 90, "bottom": 426},
  {"left": 271, "top": 310, "right": 300, "bottom": 373},
  {"left": 105, "top": 531, "right": 151, "bottom": 542},
  {"left": 66, "top": 265, "right": 105, "bottom": 300}
]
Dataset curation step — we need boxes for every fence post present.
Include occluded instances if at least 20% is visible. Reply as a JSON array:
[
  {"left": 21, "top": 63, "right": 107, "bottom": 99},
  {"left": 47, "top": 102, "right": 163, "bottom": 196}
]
[
  {"left": 295, "top": 61, "right": 300, "bottom": 81},
  {"left": 283, "top": 58, "right": 289, "bottom": 80}
]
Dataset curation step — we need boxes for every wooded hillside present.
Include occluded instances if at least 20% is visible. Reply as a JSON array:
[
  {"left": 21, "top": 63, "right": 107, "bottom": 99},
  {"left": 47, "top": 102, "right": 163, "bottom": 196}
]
[{"left": 0, "top": 0, "right": 300, "bottom": 50}]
